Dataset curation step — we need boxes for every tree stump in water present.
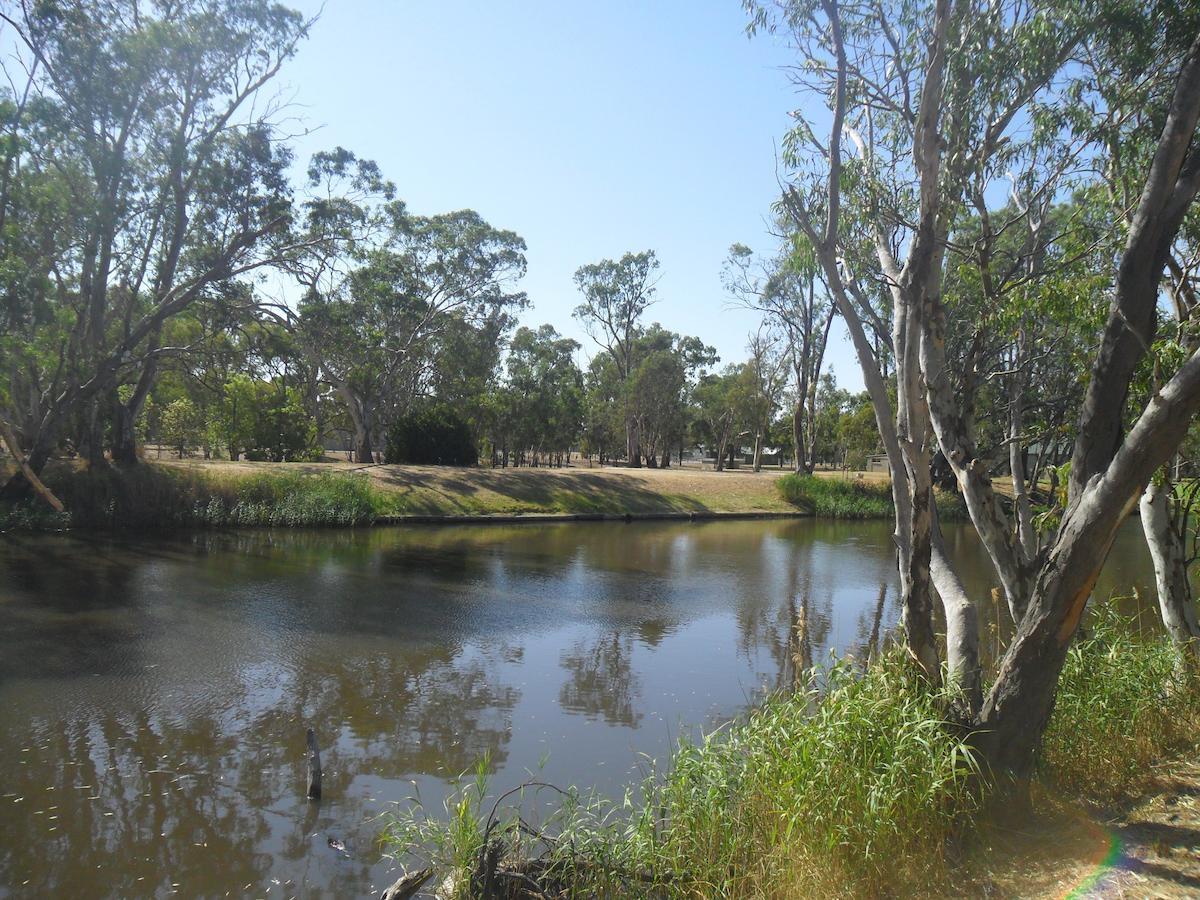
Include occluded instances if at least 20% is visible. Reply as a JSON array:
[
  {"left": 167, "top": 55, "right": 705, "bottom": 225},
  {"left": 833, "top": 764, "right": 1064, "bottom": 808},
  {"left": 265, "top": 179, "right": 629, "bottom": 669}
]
[{"left": 306, "top": 727, "right": 322, "bottom": 801}]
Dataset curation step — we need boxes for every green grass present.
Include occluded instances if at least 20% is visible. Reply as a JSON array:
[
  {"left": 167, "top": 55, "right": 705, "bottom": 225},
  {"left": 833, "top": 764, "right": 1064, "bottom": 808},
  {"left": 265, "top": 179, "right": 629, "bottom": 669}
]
[
  {"left": 0, "top": 464, "right": 385, "bottom": 530},
  {"left": 778, "top": 473, "right": 969, "bottom": 520},
  {"left": 383, "top": 607, "right": 1200, "bottom": 898},
  {"left": 1039, "top": 595, "right": 1200, "bottom": 805}
]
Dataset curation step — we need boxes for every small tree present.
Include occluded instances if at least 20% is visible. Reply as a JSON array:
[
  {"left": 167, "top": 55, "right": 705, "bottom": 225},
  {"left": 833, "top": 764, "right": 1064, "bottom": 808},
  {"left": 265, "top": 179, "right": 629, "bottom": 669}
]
[{"left": 160, "top": 399, "right": 202, "bottom": 459}]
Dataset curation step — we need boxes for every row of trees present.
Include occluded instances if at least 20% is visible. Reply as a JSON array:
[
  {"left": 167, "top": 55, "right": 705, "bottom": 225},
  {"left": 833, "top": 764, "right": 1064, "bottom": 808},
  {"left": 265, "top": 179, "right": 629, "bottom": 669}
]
[{"left": 0, "top": 0, "right": 871, "bottom": 487}]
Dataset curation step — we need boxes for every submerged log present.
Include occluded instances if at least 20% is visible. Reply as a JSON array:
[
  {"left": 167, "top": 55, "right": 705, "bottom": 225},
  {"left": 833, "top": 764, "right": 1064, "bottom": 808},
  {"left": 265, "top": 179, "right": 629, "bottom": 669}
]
[{"left": 306, "top": 727, "right": 322, "bottom": 801}]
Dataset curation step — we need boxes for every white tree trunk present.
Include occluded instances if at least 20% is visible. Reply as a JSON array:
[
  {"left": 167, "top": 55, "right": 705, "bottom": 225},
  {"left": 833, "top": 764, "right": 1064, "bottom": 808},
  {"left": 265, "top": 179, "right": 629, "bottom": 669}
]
[{"left": 1140, "top": 478, "right": 1200, "bottom": 661}]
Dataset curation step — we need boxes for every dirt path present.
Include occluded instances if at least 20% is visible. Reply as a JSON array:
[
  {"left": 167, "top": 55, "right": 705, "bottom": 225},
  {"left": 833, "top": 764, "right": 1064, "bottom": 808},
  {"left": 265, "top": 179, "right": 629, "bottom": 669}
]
[
  {"left": 962, "top": 762, "right": 1200, "bottom": 898},
  {"left": 1082, "top": 762, "right": 1200, "bottom": 898}
]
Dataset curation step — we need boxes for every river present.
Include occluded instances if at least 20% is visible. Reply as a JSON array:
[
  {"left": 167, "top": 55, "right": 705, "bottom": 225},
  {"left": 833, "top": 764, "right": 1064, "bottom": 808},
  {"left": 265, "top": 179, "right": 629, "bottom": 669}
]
[{"left": 0, "top": 518, "right": 1158, "bottom": 898}]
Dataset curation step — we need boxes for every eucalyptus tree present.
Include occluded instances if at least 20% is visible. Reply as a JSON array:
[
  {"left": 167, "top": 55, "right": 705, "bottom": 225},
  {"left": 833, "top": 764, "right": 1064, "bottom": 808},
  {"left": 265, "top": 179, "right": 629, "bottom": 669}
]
[
  {"left": 572, "top": 250, "right": 659, "bottom": 465},
  {"left": 298, "top": 207, "right": 526, "bottom": 463},
  {"left": 581, "top": 354, "right": 624, "bottom": 465},
  {"left": 0, "top": 0, "right": 311, "bottom": 491},
  {"left": 502, "top": 324, "right": 584, "bottom": 467},
  {"left": 692, "top": 367, "right": 743, "bottom": 471},
  {"left": 743, "top": 325, "right": 790, "bottom": 470},
  {"left": 285, "top": 150, "right": 526, "bottom": 463},
  {"left": 723, "top": 242, "right": 836, "bottom": 472},
  {"left": 626, "top": 326, "right": 718, "bottom": 468},
  {"left": 753, "top": 0, "right": 1200, "bottom": 784}
]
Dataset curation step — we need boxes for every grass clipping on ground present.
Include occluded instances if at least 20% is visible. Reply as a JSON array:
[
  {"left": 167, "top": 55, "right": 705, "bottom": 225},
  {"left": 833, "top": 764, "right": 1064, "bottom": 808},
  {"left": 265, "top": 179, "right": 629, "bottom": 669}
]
[{"left": 383, "top": 600, "right": 1200, "bottom": 899}]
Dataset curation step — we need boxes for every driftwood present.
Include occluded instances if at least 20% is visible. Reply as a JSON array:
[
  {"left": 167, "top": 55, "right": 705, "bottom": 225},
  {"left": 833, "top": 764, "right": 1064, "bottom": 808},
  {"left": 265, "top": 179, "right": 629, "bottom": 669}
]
[
  {"left": 0, "top": 420, "right": 64, "bottom": 513},
  {"left": 379, "top": 867, "right": 433, "bottom": 900},
  {"left": 306, "top": 727, "right": 322, "bottom": 800}
]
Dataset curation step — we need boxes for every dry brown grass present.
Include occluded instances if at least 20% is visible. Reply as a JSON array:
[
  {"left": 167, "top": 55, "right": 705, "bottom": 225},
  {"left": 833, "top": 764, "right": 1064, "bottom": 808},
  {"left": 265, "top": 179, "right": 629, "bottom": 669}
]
[{"left": 152, "top": 457, "right": 800, "bottom": 516}]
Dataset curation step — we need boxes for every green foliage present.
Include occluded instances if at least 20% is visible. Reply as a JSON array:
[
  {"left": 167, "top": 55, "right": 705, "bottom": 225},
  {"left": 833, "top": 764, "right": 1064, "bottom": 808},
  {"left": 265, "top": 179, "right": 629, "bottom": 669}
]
[
  {"left": 384, "top": 652, "right": 981, "bottom": 898},
  {"left": 385, "top": 402, "right": 479, "bottom": 466},
  {"left": 489, "top": 324, "right": 583, "bottom": 463},
  {"left": 1039, "top": 596, "right": 1200, "bottom": 804},
  {"left": 837, "top": 401, "right": 881, "bottom": 470},
  {"left": 160, "top": 398, "right": 203, "bottom": 457},
  {"left": 778, "top": 474, "right": 968, "bottom": 520},
  {"left": 0, "top": 500, "right": 71, "bottom": 532}
]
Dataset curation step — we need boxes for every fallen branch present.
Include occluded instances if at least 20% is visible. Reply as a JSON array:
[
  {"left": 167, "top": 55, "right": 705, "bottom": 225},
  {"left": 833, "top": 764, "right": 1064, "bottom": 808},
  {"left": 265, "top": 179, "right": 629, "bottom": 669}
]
[{"left": 0, "top": 420, "right": 64, "bottom": 513}]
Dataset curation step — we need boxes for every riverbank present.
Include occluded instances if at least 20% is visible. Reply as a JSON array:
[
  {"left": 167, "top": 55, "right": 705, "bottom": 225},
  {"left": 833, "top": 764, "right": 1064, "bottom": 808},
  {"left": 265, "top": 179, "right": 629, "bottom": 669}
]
[
  {"left": 382, "top": 600, "right": 1200, "bottom": 898},
  {"left": 0, "top": 458, "right": 816, "bottom": 530}
]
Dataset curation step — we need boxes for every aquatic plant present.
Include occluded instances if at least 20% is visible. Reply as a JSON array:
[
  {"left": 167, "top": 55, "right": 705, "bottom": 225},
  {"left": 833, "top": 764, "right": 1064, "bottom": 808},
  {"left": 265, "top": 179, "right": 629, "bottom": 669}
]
[{"left": 777, "top": 473, "right": 968, "bottom": 521}]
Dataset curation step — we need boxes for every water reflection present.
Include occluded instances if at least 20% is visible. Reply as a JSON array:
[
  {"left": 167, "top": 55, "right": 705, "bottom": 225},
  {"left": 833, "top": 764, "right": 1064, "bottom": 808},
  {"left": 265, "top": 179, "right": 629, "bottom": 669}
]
[{"left": 0, "top": 518, "right": 1157, "bottom": 897}]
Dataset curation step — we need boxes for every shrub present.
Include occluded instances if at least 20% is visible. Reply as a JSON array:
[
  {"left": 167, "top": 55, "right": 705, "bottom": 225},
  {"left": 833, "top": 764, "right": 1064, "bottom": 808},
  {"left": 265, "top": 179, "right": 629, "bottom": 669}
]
[{"left": 385, "top": 402, "right": 478, "bottom": 466}]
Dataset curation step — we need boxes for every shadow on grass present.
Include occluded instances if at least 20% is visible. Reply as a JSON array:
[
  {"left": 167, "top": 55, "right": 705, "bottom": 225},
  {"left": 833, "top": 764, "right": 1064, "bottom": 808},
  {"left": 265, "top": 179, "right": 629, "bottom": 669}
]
[{"left": 370, "top": 466, "right": 712, "bottom": 516}]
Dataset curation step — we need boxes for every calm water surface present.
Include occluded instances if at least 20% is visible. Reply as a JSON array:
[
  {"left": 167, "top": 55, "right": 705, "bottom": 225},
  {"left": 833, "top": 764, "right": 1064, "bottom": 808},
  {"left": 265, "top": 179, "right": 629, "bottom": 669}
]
[{"left": 0, "top": 519, "right": 1157, "bottom": 898}]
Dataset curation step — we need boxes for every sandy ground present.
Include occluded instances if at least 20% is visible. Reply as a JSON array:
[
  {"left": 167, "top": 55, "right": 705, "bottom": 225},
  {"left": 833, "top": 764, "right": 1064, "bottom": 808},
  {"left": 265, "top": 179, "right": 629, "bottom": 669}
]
[{"left": 955, "top": 761, "right": 1200, "bottom": 898}]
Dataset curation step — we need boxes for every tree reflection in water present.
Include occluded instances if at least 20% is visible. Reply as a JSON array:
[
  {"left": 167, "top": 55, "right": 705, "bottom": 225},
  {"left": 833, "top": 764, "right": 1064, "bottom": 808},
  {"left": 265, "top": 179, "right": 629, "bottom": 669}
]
[{"left": 0, "top": 519, "right": 1158, "bottom": 897}]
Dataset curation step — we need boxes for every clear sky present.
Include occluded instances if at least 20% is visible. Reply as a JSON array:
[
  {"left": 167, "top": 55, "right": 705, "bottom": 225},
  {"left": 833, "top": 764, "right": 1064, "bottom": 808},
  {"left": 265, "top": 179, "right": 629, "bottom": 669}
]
[{"left": 281, "top": 0, "right": 861, "bottom": 387}]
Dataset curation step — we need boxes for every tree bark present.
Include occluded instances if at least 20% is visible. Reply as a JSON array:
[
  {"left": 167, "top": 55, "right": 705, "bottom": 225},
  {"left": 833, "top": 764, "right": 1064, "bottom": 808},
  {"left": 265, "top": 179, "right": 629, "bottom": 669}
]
[
  {"left": 979, "top": 342, "right": 1200, "bottom": 779},
  {"left": 792, "top": 399, "right": 805, "bottom": 473},
  {"left": 0, "top": 420, "right": 64, "bottom": 512},
  {"left": 1141, "top": 476, "right": 1200, "bottom": 662}
]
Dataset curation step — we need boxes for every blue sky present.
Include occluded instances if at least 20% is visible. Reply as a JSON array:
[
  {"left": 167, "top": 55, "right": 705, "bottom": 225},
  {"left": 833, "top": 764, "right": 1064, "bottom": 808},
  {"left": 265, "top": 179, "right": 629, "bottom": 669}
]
[{"left": 281, "top": 0, "right": 860, "bottom": 387}]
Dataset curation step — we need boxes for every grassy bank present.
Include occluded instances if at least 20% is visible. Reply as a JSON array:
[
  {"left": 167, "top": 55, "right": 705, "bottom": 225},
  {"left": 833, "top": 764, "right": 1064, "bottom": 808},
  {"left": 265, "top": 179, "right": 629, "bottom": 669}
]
[
  {"left": 382, "top": 601, "right": 1200, "bottom": 898},
  {"left": 777, "top": 472, "right": 969, "bottom": 519},
  {"left": 0, "top": 459, "right": 799, "bottom": 530},
  {"left": 0, "top": 464, "right": 384, "bottom": 529}
]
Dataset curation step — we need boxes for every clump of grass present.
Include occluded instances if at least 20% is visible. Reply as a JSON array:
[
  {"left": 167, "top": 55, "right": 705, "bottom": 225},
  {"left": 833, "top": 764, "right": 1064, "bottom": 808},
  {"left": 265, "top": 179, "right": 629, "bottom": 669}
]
[
  {"left": 204, "top": 470, "right": 381, "bottom": 526},
  {"left": 0, "top": 499, "right": 71, "bottom": 531},
  {"left": 778, "top": 473, "right": 968, "bottom": 520},
  {"left": 778, "top": 473, "right": 896, "bottom": 519},
  {"left": 384, "top": 653, "right": 982, "bottom": 898},
  {"left": 1039, "top": 595, "right": 1200, "bottom": 805},
  {"left": 23, "top": 464, "right": 384, "bottom": 530}
]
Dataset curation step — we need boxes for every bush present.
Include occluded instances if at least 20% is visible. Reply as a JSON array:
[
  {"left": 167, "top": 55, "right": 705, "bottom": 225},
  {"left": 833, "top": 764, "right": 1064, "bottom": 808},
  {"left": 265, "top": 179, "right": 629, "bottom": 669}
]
[
  {"left": 385, "top": 610, "right": 1200, "bottom": 897},
  {"left": 385, "top": 402, "right": 478, "bottom": 466}
]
